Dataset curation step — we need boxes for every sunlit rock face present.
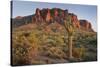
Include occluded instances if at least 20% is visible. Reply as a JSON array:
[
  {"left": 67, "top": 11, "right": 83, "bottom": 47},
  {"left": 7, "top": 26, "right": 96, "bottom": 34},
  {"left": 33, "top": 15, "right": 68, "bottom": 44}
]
[{"left": 12, "top": 8, "right": 94, "bottom": 32}]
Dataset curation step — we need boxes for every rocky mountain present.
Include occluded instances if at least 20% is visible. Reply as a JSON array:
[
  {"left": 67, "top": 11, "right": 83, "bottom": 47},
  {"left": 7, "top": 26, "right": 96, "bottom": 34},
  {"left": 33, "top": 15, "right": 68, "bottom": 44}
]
[
  {"left": 79, "top": 20, "right": 94, "bottom": 32},
  {"left": 12, "top": 8, "right": 94, "bottom": 32}
]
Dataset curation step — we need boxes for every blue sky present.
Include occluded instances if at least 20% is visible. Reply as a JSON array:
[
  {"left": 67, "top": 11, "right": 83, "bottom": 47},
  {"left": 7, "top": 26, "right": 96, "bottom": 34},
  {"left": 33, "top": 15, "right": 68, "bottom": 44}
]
[{"left": 12, "top": 1, "right": 97, "bottom": 31}]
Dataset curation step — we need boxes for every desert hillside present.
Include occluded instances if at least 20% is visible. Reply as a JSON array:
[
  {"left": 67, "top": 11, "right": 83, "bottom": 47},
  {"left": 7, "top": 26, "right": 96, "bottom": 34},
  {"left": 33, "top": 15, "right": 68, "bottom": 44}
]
[{"left": 11, "top": 8, "right": 97, "bottom": 66}]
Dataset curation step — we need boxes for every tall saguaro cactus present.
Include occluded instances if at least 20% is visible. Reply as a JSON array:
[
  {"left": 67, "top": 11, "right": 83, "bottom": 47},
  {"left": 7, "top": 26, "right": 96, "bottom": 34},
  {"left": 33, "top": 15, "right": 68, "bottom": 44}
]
[{"left": 64, "top": 14, "right": 75, "bottom": 59}]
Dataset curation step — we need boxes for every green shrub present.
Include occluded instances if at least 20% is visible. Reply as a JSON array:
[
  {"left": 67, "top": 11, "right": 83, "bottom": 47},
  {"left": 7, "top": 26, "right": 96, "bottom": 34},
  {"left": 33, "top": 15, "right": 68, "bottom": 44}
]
[{"left": 12, "top": 31, "right": 39, "bottom": 65}]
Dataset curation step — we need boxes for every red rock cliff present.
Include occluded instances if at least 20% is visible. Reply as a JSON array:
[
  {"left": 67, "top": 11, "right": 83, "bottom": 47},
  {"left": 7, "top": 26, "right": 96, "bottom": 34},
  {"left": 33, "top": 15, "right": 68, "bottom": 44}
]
[{"left": 13, "top": 8, "right": 94, "bottom": 32}]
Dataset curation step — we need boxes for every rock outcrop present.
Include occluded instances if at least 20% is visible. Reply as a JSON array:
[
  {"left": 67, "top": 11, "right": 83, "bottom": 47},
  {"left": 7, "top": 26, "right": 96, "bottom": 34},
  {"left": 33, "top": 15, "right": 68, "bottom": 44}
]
[
  {"left": 79, "top": 20, "right": 94, "bottom": 32},
  {"left": 12, "top": 8, "right": 94, "bottom": 32},
  {"left": 15, "top": 16, "right": 23, "bottom": 19}
]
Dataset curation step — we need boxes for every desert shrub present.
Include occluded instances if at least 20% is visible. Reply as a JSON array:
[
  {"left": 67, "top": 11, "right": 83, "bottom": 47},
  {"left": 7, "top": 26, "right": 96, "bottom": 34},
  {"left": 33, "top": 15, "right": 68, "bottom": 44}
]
[
  {"left": 12, "top": 31, "right": 39, "bottom": 65},
  {"left": 83, "top": 51, "right": 97, "bottom": 61},
  {"left": 46, "top": 47, "right": 66, "bottom": 59},
  {"left": 46, "top": 34, "right": 65, "bottom": 47},
  {"left": 72, "top": 46, "right": 86, "bottom": 60}
]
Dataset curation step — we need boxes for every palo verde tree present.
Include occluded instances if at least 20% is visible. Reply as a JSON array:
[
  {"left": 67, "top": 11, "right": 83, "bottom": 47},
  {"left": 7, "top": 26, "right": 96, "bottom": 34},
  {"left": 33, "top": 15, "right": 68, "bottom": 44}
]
[{"left": 64, "top": 14, "right": 75, "bottom": 59}]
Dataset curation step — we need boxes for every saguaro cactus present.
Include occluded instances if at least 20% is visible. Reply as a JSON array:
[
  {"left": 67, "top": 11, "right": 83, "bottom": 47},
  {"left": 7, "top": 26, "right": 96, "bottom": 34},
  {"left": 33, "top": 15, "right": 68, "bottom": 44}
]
[{"left": 64, "top": 14, "right": 75, "bottom": 59}]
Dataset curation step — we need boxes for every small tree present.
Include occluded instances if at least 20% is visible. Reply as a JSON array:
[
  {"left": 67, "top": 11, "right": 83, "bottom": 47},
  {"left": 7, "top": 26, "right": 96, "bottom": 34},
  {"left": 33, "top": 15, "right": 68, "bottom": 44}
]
[{"left": 64, "top": 14, "right": 75, "bottom": 59}]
